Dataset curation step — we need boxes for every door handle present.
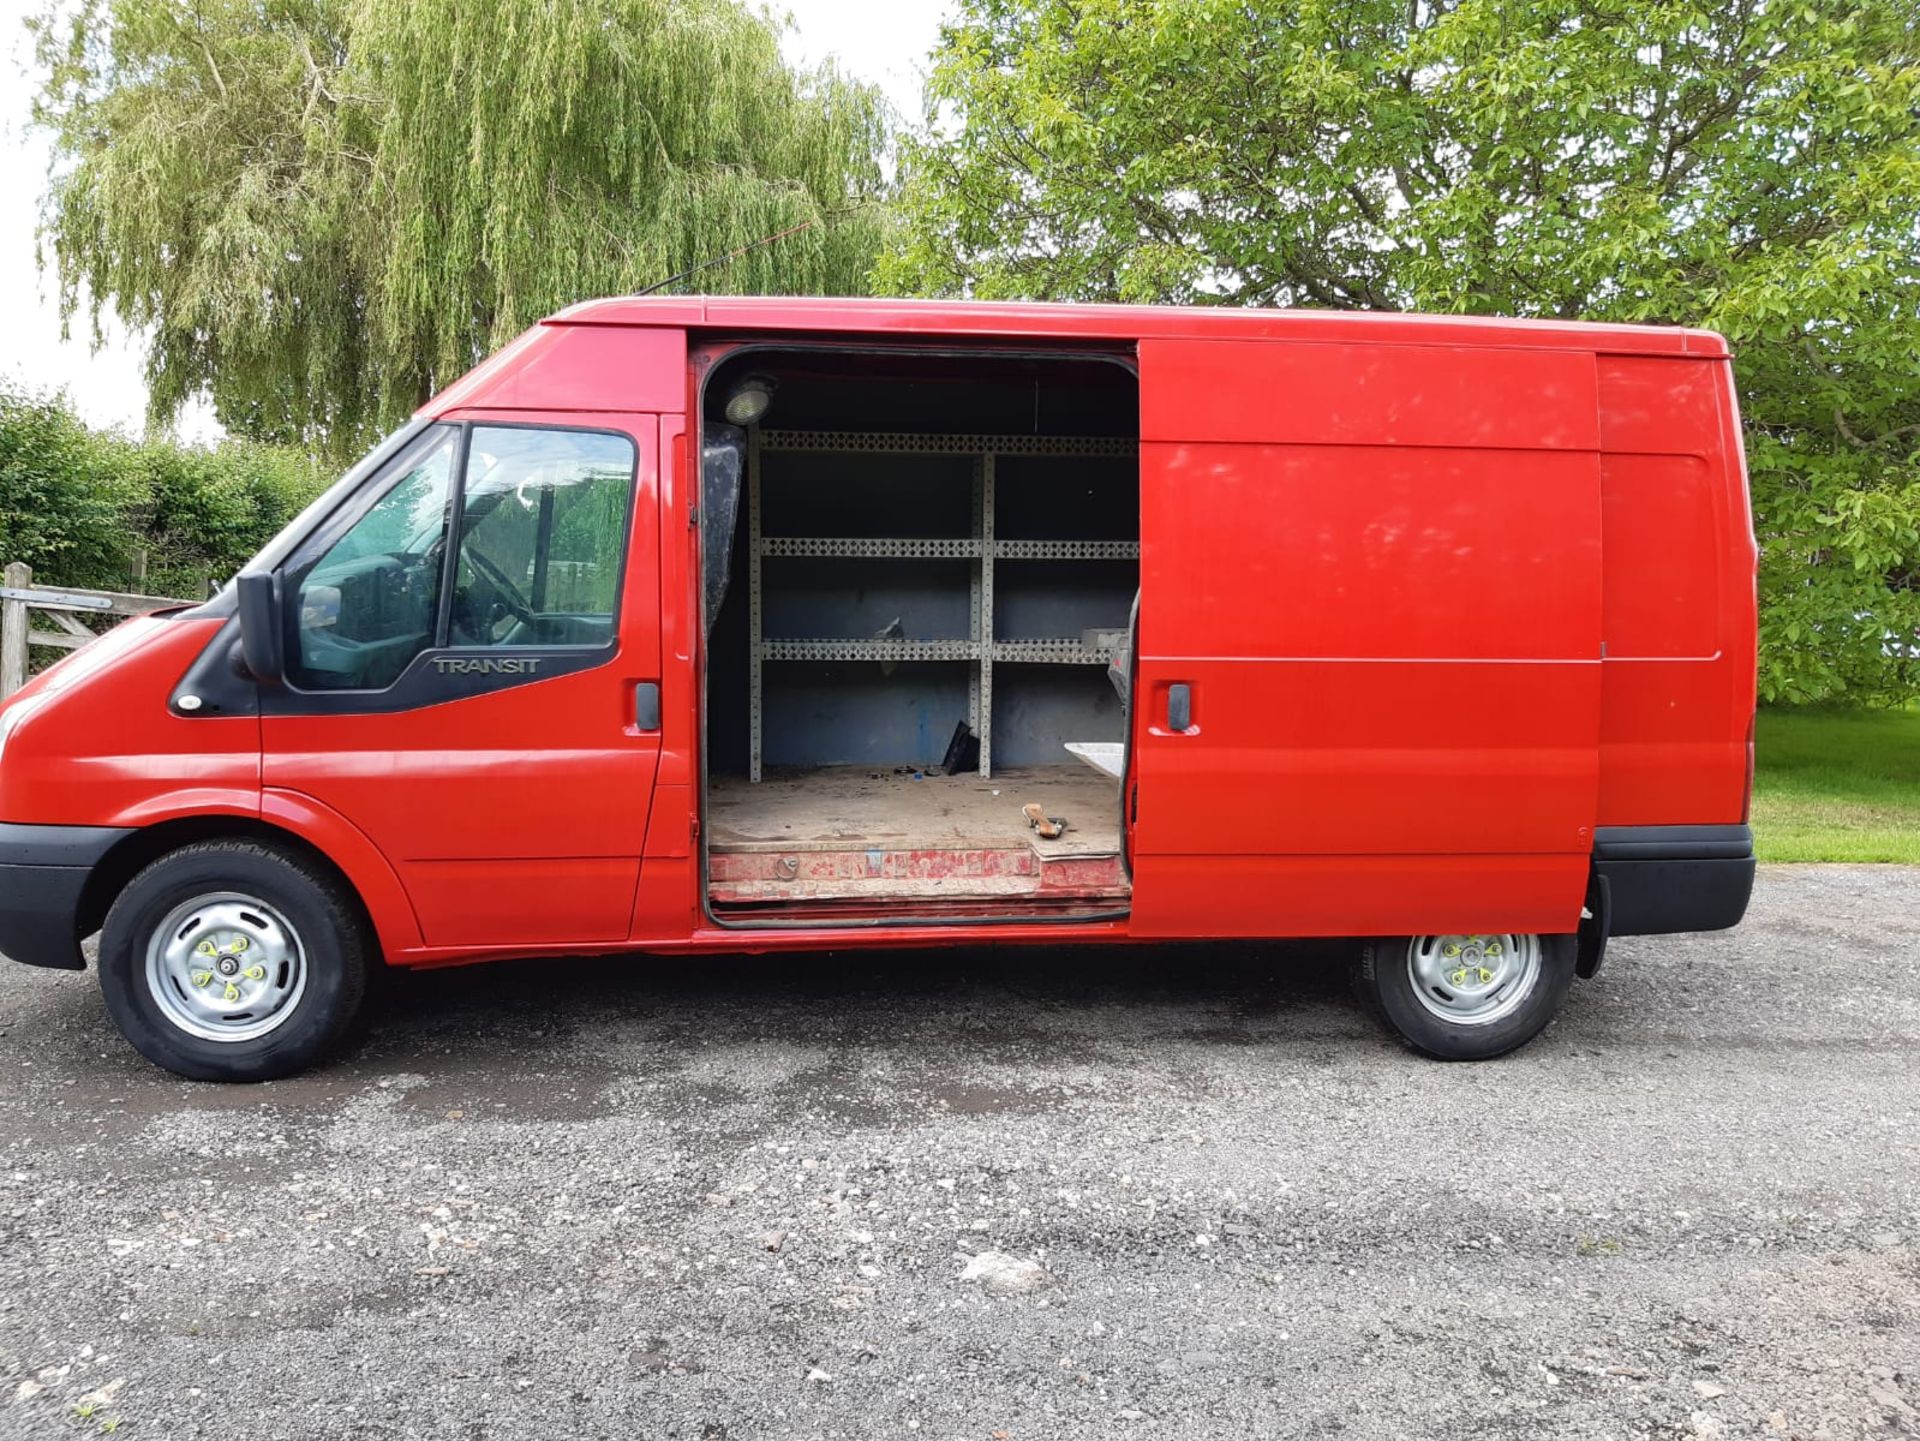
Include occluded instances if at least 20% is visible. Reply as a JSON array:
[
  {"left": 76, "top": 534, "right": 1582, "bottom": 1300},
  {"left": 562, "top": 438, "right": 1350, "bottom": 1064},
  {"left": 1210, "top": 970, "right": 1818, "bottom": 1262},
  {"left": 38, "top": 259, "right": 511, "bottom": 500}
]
[
  {"left": 634, "top": 681, "right": 661, "bottom": 731},
  {"left": 1166, "top": 682, "right": 1192, "bottom": 732}
]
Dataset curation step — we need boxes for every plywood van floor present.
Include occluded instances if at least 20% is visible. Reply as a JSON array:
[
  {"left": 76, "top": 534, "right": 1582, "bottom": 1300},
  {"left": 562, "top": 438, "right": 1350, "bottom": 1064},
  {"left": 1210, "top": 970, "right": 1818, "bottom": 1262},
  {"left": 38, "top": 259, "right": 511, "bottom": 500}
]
[
  {"left": 710, "top": 765, "right": 1122, "bottom": 856},
  {"left": 707, "top": 765, "right": 1128, "bottom": 908}
]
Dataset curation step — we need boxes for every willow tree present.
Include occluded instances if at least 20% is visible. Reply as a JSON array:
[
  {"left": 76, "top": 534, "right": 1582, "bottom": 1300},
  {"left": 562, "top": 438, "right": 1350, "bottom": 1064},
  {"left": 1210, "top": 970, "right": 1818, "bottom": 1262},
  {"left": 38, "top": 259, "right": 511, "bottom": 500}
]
[
  {"left": 884, "top": 0, "right": 1920, "bottom": 705},
  {"left": 33, "top": 0, "right": 890, "bottom": 454}
]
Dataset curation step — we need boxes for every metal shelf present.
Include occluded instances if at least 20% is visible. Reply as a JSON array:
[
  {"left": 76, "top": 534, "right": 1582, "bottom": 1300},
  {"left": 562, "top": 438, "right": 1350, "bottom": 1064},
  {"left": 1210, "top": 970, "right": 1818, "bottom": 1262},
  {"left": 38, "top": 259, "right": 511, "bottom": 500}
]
[
  {"left": 747, "top": 426, "right": 1136, "bottom": 781},
  {"left": 760, "top": 537, "right": 983, "bottom": 559},
  {"left": 759, "top": 639, "right": 981, "bottom": 663},
  {"left": 993, "top": 540, "right": 1139, "bottom": 561},
  {"left": 756, "top": 638, "right": 1119, "bottom": 666},
  {"left": 759, "top": 430, "right": 1135, "bottom": 459},
  {"left": 756, "top": 537, "right": 1138, "bottom": 561},
  {"left": 991, "top": 640, "right": 1117, "bottom": 664}
]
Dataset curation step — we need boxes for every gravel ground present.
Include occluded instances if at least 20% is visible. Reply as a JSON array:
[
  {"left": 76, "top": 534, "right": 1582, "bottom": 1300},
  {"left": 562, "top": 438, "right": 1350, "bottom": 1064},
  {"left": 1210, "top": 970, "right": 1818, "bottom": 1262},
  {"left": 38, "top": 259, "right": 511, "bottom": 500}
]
[{"left": 1, "top": 864, "right": 1917, "bottom": 1440}]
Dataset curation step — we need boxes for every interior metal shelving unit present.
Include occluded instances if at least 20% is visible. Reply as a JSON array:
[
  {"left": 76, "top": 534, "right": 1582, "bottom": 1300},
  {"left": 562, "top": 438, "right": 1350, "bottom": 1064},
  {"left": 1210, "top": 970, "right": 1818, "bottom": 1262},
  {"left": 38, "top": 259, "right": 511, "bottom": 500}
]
[{"left": 747, "top": 428, "right": 1139, "bottom": 781}]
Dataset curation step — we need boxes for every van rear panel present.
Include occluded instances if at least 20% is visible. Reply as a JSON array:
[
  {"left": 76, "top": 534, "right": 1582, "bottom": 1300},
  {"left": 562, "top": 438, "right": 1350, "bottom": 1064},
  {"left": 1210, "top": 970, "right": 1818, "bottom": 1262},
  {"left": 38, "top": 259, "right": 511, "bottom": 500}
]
[{"left": 1595, "top": 356, "right": 1757, "bottom": 826}]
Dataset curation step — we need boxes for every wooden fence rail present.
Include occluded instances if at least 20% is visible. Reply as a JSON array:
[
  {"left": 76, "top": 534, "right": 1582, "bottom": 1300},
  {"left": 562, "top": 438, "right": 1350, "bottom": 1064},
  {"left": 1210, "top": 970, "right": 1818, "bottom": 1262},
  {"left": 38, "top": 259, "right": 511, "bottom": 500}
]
[{"left": 1, "top": 562, "right": 194, "bottom": 700}]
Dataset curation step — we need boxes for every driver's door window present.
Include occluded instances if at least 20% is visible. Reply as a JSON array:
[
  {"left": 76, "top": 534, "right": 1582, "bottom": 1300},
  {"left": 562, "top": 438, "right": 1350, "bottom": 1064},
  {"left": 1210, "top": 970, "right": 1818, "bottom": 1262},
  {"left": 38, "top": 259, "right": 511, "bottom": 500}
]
[
  {"left": 449, "top": 427, "right": 635, "bottom": 649},
  {"left": 287, "top": 427, "right": 457, "bottom": 691}
]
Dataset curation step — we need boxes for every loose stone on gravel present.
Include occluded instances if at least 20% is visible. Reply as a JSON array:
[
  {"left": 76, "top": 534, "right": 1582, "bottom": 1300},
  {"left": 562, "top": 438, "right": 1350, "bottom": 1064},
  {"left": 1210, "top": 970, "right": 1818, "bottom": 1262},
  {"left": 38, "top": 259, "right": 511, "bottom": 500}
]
[{"left": 957, "top": 1250, "right": 1060, "bottom": 1295}]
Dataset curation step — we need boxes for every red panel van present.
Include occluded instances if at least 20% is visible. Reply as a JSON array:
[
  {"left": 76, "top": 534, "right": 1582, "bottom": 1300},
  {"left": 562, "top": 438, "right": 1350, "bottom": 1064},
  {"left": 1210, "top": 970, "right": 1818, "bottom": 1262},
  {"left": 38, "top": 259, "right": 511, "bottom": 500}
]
[{"left": 0, "top": 299, "right": 1757, "bottom": 1079}]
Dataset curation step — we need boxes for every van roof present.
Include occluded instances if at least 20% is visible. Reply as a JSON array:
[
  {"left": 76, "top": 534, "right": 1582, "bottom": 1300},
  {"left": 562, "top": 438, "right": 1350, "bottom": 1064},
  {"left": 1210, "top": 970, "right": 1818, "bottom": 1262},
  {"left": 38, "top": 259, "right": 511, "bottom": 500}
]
[{"left": 552, "top": 294, "right": 1727, "bottom": 358}]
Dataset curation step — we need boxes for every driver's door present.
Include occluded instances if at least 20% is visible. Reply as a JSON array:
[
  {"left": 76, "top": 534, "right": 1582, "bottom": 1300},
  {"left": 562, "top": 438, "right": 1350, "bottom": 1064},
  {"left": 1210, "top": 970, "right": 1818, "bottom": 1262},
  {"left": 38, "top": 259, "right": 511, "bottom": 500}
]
[{"left": 261, "top": 412, "right": 663, "bottom": 951}]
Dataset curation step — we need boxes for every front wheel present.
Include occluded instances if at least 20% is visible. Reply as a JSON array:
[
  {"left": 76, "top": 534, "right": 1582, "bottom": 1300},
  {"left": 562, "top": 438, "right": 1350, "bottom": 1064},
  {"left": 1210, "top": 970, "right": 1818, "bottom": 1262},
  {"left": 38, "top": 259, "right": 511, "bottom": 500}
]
[
  {"left": 98, "top": 840, "right": 371, "bottom": 1081},
  {"left": 1355, "top": 932, "right": 1576, "bottom": 1060}
]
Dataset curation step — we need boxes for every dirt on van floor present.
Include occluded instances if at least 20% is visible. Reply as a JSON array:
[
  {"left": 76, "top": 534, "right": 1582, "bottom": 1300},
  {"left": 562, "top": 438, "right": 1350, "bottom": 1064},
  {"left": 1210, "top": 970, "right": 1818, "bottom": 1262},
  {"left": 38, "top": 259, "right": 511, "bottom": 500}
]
[{"left": 0, "top": 864, "right": 1916, "bottom": 1441}]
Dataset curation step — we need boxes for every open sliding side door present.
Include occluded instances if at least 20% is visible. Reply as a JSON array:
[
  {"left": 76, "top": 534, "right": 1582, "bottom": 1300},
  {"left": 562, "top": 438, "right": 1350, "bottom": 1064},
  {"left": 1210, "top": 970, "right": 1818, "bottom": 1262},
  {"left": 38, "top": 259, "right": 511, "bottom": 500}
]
[{"left": 1126, "top": 337, "right": 1604, "bottom": 939}]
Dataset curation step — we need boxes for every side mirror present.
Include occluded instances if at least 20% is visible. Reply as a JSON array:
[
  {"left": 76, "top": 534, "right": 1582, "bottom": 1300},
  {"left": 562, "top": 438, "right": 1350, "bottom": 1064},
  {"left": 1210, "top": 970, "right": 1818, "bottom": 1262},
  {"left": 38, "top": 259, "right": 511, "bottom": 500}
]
[{"left": 235, "top": 571, "right": 285, "bottom": 685}]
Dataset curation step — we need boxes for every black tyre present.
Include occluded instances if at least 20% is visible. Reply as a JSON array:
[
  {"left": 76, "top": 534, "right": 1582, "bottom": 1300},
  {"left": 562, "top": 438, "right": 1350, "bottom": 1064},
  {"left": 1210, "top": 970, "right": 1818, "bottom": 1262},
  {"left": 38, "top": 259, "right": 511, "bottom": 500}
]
[
  {"left": 97, "top": 840, "right": 370, "bottom": 1081},
  {"left": 1355, "top": 932, "right": 1577, "bottom": 1061}
]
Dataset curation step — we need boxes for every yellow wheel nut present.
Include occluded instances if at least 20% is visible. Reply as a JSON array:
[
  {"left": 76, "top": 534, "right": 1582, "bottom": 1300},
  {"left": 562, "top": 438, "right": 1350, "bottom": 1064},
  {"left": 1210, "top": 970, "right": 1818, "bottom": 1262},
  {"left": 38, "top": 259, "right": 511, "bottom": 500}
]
[
  {"left": 1485, "top": 942, "right": 1503, "bottom": 958},
  {"left": 1442, "top": 943, "right": 1461, "bottom": 958},
  {"left": 230, "top": 935, "right": 249, "bottom": 953},
  {"left": 1477, "top": 966, "right": 1494, "bottom": 983},
  {"left": 196, "top": 939, "right": 218, "bottom": 958},
  {"left": 244, "top": 965, "right": 266, "bottom": 981},
  {"left": 222, "top": 982, "right": 240, "bottom": 1002},
  {"left": 191, "top": 971, "right": 213, "bottom": 988}
]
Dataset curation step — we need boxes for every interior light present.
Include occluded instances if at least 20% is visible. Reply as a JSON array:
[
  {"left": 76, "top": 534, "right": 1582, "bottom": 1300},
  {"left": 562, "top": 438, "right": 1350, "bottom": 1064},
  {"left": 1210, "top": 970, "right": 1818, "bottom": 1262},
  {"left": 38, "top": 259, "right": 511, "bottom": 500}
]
[{"left": 723, "top": 375, "right": 775, "bottom": 426}]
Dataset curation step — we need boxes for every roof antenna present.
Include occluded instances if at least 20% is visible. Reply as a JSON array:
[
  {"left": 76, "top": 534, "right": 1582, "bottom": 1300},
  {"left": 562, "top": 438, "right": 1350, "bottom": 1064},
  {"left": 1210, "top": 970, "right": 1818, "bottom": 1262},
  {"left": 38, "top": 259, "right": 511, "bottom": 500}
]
[{"left": 632, "top": 201, "right": 873, "bottom": 298}]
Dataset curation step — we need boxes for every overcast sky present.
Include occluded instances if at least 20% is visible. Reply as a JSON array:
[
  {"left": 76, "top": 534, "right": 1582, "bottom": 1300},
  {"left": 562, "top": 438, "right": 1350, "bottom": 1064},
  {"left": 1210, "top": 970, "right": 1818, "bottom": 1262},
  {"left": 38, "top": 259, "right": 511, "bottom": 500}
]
[{"left": 0, "top": 0, "right": 952, "bottom": 442}]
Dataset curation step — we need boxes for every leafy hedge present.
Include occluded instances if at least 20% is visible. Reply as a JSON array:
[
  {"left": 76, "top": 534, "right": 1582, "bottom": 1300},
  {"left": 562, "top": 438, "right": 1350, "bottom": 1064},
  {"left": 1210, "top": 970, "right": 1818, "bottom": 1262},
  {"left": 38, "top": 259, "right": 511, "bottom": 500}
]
[{"left": 0, "top": 385, "right": 324, "bottom": 601}]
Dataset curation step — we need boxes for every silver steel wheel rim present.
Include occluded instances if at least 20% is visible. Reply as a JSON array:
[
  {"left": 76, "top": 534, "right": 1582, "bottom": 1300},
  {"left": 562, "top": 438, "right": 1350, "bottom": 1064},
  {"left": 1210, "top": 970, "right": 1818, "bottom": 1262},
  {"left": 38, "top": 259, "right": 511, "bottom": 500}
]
[
  {"left": 1406, "top": 934, "right": 1542, "bottom": 1027},
  {"left": 143, "top": 891, "right": 307, "bottom": 1044}
]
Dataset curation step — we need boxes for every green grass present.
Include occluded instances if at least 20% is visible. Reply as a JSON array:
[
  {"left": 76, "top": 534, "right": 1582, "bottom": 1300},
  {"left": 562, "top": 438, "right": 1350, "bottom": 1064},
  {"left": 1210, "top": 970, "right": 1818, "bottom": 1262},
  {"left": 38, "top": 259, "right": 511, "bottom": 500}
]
[{"left": 1752, "top": 706, "right": 1920, "bottom": 862}]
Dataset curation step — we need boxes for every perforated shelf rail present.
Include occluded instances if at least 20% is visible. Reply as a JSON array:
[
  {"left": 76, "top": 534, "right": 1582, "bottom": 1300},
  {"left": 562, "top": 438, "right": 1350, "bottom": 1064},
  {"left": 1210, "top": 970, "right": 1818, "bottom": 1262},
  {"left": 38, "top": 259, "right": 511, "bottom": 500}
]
[
  {"left": 746, "top": 428, "right": 1135, "bottom": 781},
  {"left": 759, "top": 639, "right": 980, "bottom": 663},
  {"left": 757, "top": 638, "right": 1118, "bottom": 665},
  {"left": 757, "top": 537, "right": 1139, "bottom": 561},
  {"left": 758, "top": 430, "right": 1135, "bottom": 459},
  {"left": 759, "top": 537, "right": 982, "bottom": 560}
]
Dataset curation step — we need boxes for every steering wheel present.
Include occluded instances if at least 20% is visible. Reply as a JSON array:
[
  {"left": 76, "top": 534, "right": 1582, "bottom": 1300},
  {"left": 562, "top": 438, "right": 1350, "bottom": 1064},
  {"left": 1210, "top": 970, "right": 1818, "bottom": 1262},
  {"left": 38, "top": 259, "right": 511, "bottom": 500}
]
[{"left": 464, "top": 548, "right": 538, "bottom": 626}]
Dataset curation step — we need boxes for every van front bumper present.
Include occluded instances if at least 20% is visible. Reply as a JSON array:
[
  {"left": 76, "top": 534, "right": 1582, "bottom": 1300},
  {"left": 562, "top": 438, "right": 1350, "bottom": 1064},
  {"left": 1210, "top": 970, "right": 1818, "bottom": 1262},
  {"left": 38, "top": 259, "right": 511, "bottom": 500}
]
[
  {"left": 1593, "top": 824, "right": 1756, "bottom": 936},
  {"left": 0, "top": 823, "right": 132, "bottom": 971}
]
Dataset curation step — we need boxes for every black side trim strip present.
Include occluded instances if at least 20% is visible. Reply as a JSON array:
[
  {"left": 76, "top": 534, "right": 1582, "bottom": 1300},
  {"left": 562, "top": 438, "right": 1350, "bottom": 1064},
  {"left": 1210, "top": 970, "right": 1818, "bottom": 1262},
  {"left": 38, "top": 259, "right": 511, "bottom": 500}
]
[
  {"left": 0, "top": 826, "right": 133, "bottom": 970},
  {"left": 0, "top": 823, "right": 135, "bottom": 867},
  {"left": 1592, "top": 824, "right": 1753, "bottom": 862},
  {"left": 0, "top": 866, "right": 91, "bottom": 969}
]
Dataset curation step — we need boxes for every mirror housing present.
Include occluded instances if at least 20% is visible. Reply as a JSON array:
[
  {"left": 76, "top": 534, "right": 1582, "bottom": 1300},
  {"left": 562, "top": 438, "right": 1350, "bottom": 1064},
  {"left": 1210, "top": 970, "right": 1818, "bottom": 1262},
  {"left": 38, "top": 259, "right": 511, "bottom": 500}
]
[{"left": 235, "top": 571, "right": 285, "bottom": 686}]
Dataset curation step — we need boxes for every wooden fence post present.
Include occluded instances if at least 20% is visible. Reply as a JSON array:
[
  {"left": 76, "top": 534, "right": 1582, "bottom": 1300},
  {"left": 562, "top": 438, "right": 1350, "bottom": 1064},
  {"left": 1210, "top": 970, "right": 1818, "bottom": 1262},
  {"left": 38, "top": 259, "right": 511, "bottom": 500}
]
[
  {"left": 130, "top": 547, "right": 149, "bottom": 595},
  {"left": 1, "top": 561, "right": 31, "bottom": 701}
]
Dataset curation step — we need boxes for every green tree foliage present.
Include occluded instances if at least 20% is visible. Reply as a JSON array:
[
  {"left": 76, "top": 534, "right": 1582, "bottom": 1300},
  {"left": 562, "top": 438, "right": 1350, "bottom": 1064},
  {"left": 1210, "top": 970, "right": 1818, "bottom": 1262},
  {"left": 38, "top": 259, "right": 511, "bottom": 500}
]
[
  {"left": 0, "top": 385, "right": 323, "bottom": 598},
  {"left": 884, "top": 0, "right": 1920, "bottom": 704},
  {"left": 0, "top": 387, "right": 139, "bottom": 588},
  {"left": 34, "top": 0, "right": 890, "bottom": 456}
]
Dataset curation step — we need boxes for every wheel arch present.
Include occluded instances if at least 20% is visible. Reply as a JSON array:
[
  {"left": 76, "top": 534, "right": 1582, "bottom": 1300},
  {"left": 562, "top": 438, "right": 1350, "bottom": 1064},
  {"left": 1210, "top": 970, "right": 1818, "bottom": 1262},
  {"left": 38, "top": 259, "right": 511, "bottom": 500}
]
[{"left": 77, "top": 811, "right": 418, "bottom": 961}]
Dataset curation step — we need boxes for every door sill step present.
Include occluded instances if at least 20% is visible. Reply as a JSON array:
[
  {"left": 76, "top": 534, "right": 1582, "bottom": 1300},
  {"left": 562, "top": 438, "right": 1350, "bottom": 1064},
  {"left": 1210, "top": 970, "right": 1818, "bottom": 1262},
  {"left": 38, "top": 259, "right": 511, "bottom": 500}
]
[{"left": 708, "top": 842, "right": 1129, "bottom": 906}]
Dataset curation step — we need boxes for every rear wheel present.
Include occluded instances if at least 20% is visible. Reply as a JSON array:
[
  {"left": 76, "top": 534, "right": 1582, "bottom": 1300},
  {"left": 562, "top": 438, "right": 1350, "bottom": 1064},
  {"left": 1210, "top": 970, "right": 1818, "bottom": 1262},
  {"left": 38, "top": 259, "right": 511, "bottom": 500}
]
[
  {"left": 98, "top": 840, "right": 370, "bottom": 1081},
  {"left": 1356, "top": 932, "right": 1576, "bottom": 1060}
]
